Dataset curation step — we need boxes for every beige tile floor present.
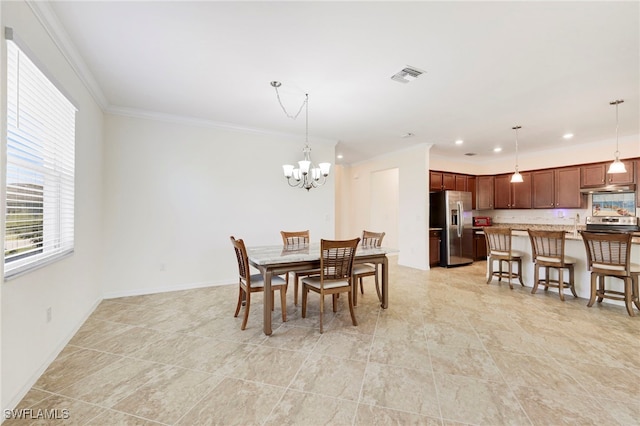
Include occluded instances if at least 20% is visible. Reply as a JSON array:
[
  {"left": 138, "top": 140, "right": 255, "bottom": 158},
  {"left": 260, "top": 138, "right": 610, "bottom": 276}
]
[{"left": 7, "top": 259, "right": 640, "bottom": 425}]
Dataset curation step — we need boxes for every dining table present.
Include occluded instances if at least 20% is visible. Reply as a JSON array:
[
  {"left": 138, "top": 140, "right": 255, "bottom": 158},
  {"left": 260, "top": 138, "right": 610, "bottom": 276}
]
[{"left": 247, "top": 242, "right": 395, "bottom": 335}]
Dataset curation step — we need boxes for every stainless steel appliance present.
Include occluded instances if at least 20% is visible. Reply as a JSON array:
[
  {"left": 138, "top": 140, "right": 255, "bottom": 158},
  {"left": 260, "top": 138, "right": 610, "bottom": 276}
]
[
  {"left": 430, "top": 191, "right": 474, "bottom": 267},
  {"left": 585, "top": 216, "right": 640, "bottom": 232}
]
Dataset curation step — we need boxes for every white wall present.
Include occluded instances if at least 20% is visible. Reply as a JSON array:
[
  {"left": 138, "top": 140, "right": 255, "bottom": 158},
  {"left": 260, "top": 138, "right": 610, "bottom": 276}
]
[
  {"left": 338, "top": 144, "right": 431, "bottom": 270},
  {"left": 1, "top": 0, "right": 105, "bottom": 411},
  {"left": 102, "top": 113, "right": 336, "bottom": 297}
]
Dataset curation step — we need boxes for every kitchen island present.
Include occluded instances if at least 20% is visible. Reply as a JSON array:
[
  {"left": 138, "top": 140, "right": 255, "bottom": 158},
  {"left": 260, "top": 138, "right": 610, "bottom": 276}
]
[{"left": 479, "top": 224, "right": 640, "bottom": 305}]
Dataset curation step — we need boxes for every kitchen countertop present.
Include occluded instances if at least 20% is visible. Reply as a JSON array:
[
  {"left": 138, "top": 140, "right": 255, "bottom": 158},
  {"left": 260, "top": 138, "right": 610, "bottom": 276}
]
[{"left": 477, "top": 223, "right": 640, "bottom": 243}]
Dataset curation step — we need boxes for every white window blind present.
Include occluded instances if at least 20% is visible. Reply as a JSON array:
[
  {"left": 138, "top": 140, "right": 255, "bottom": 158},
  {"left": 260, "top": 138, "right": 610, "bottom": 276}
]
[{"left": 4, "top": 35, "right": 76, "bottom": 279}]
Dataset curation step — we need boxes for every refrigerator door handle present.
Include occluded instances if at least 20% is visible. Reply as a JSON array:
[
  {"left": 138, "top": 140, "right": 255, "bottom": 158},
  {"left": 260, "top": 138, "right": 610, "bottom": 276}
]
[{"left": 457, "top": 201, "right": 463, "bottom": 237}]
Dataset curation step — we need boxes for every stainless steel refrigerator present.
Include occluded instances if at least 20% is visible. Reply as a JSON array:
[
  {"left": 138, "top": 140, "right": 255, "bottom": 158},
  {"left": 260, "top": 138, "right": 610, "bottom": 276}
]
[{"left": 429, "top": 191, "right": 474, "bottom": 267}]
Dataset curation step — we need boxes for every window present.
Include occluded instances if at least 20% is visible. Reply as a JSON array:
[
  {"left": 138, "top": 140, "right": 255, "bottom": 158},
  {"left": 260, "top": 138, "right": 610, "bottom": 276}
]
[{"left": 4, "top": 31, "right": 76, "bottom": 279}]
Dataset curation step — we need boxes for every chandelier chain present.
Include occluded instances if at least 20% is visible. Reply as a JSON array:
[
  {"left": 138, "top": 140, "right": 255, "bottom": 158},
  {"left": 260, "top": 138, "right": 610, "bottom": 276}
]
[{"left": 273, "top": 84, "right": 307, "bottom": 120}]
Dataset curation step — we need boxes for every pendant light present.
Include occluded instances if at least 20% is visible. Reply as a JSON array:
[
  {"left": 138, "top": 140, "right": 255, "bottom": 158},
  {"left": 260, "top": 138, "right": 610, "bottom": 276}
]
[
  {"left": 607, "top": 99, "right": 626, "bottom": 174},
  {"left": 510, "top": 125, "right": 523, "bottom": 183}
]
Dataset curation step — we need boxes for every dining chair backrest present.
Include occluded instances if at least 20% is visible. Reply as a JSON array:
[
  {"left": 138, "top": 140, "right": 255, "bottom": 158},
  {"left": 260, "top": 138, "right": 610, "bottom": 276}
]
[
  {"left": 230, "top": 236, "right": 251, "bottom": 284},
  {"left": 528, "top": 229, "right": 566, "bottom": 266},
  {"left": 484, "top": 227, "right": 513, "bottom": 257},
  {"left": 362, "top": 230, "right": 385, "bottom": 248},
  {"left": 320, "top": 238, "right": 360, "bottom": 281},
  {"left": 281, "top": 230, "right": 310, "bottom": 246},
  {"left": 580, "top": 230, "right": 633, "bottom": 277}
]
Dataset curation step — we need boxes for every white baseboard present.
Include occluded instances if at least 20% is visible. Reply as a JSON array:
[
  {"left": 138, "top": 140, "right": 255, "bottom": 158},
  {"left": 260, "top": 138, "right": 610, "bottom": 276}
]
[{"left": 102, "top": 278, "right": 233, "bottom": 300}]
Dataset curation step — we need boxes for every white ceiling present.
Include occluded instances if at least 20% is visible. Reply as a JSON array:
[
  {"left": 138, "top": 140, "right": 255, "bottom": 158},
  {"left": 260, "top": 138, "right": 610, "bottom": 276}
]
[{"left": 45, "top": 1, "right": 639, "bottom": 165}]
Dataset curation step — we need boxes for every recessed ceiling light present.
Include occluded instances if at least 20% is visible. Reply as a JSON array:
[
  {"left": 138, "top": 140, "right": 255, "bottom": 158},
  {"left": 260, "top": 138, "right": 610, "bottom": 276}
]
[
  {"left": 400, "top": 132, "right": 414, "bottom": 138},
  {"left": 494, "top": 147, "right": 502, "bottom": 152},
  {"left": 337, "top": 154, "right": 343, "bottom": 159},
  {"left": 455, "top": 139, "right": 464, "bottom": 145},
  {"left": 563, "top": 133, "right": 574, "bottom": 139}
]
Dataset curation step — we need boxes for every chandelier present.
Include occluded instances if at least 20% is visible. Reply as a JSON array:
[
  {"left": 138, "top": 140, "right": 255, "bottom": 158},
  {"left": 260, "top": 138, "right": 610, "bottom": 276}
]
[{"left": 270, "top": 81, "right": 331, "bottom": 191}]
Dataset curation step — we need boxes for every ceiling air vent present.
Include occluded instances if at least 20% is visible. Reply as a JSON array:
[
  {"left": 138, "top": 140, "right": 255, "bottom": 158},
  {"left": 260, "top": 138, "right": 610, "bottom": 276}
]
[
  {"left": 464, "top": 153, "right": 478, "bottom": 156},
  {"left": 391, "top": 66, "right": 425, "bottom": 84}
]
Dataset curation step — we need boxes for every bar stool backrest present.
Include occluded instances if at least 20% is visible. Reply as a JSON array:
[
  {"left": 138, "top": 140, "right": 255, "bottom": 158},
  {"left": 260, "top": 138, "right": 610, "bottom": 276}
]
[{"left": 580, "top": 230, "right": 633, "bottom": 277}]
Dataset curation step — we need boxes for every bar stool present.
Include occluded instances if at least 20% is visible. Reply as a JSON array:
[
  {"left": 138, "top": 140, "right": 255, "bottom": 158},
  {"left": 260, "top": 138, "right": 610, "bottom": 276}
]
[
  {"left": 527, "top": 230, "right": 577, "bottom": 301},
  {"left": 484, "top": 227, "right": 524, "bottom": 290},
  {"left": 580, "top": 230, "right": 640, "bottom": 317}
]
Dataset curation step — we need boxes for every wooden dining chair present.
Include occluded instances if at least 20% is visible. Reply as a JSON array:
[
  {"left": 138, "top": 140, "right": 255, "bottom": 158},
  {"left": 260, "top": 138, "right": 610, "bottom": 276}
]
[
  {"left": 484, "top": 227, "right": 524, "bottom": 289},
  {"left": 301, "top": 238, "right": 360, "bottom": 333},
  {"left": 280, "top": 230, "right": 320, "bottom": 306},
  {"left": 528, "top": 229, "right": 577, "bottom": 301},
  {"left": 352, "top": 230, "right": 385, "bottom": 305},
  {"left": 580, "top": 231, "right": 640, "bottom": 316},
  {"left": 230, "top": 236, "right": 287, "bottom": 330}
]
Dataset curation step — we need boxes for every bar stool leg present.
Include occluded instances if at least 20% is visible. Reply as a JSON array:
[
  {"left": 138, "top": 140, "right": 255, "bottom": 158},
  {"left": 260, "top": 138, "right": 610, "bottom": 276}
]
[
  {"left": 624, "top": 277, "right": 635, "bottom": 317},
  {"left": 569, "top": 265, "right": 577, "bottom": 298},
  {"left": 587, "top": 273, "right": 598, "bottom": 307},
  {"left": 558, "top": 267, "right": 565, "bottom": 302}
]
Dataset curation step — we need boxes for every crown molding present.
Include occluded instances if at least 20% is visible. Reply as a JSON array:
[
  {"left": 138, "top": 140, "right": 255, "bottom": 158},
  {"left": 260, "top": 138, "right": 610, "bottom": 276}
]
[
  {"left": 27, "top": 0, "right": 109, "bottom": 109},
  {"left": 106, "top": 105, "right": 338, "bottom": 147}
]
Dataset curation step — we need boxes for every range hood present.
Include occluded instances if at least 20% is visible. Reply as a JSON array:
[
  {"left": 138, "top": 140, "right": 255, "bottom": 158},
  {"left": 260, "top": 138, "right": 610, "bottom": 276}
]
[{"left": 580, "top": 184, "right": 636, "bottom": 194}]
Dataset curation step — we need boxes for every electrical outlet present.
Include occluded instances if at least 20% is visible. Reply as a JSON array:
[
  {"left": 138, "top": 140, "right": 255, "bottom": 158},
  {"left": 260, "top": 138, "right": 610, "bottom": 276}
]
[{"left": 46, "top": 307, "right": 52, "bottom": 323}]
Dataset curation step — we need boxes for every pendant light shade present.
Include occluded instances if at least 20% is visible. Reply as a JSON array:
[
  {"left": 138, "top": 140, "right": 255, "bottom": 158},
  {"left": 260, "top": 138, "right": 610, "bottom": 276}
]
[
  {"left": 510, "top": 125, "right": 523, "bottom": 183},
  {"left": 607, "top": 99, "right": 626, "bottom": 174}
]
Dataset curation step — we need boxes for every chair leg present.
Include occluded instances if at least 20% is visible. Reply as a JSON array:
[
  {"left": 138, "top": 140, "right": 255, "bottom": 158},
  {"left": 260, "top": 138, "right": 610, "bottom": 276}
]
[
  {"left": 348, "top": 290, "right": 358, "bottom": 326},
  {"left": 624, "top": 277, "right": 635, "bottom": 317},
  {"left": 241, "top": 292, "right": 251, "bottom": 330},
  {"left": 543, "top": 266, "right": 549, "bottom": 291},
  {"left": 319, "top": 292, "right": 325, "bottom": 334},
  {"left": 359, "top": 277, "right": 364, "bottom": 294},
  {"left": 498, "top": 260, "right": 504, "bottom": 282},
  {"left": 558, "top": 267, "right": 565, "bottom": 302},
  {"left": 633, "top": 275, "right": 640, "bottom": 310},
  {"left": 507, "top": 260, "right": 514, "bottom": 290},
  {"left": 531, "top": 264, "right": 539, "bottom": 294},
  {"left": 569, "top": 265, "right": 577, "bottom": 298},
  {"left": 280, "top": 287, "right": 287, "bottom": 322},
  {"left": 597, "top": 276, "right": 605, "bottom": 303},
  {"left": 587, "top": 273, "right": 597, "bottom": 307},
  {"left": 486, "top": 258, "right": 494, "bottom": 284},
  {"left": 517, "top": 259, "right": 524, "bottom": 286},
  {"left": 301, "top": 285, "right": 308, "bottom": 318},
  {"left": 332, "top": 294, "right": 338, "bottom": 313},
  {"left": 294, "top": 274, "right": 299, "bottom": 306},
  {"left": 234, "top": 286, "right": 243, "bottom": 317},
  {"left": 374, "top": 268, "right": 382, "bottom": 301}
]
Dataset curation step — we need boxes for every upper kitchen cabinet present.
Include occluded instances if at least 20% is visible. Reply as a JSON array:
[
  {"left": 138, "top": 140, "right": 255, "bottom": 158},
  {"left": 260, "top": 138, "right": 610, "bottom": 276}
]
[
  {"left": 455, "top": 175, "right": 467, "bottom": 191},
  {"left": 476, "top": 176, "right": 495, "bottom": 210},
  {"left": 581, "top": 161, "right": 635, "bottom": 187},
  {"left": 467, "top": 176, "right": 477, "bottom": 210},
  {"left": 533, "top": 167, "right": 584, "bottom": 208},
  {"left": 494, "top": 173, "right": 532, "bottom": 209},
  {"left": 430, "top": 171, "right": 456, "bottom": 191}
]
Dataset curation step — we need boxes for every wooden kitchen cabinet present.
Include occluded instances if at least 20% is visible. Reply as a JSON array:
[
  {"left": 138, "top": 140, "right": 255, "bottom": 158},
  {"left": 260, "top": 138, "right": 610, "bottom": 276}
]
[
  {"left": 473, "top": 231, "right": 487, "bottom": 260},
  {"left": 533, "top": 167, "right": 584, "bottom": 209},
  {"left": 608, "top": 160, "right": 635, "bottom": 184},
  {"left": 429, "top": 229, "right": 441, "bottom": 267},
  {"left": 467, "top": 176, "right": 477, "bottom": 210},
  {"left": 476, "top": 176, "right": 495, "bottom": 210},
  {"left": 455, "top": 175, "right": 467, "bottom": 191},
  {"left": 430, "top": 171, "right": 456, "bottom": 191},
  {"left": 555, "top": 167, "right": 584, "bottom": 208},
  {"left": 494, "top": 173, "right": 532, "bottom": 209},
  {"left": 581, "top": 161, "right": 635, "bottom": 187}
]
